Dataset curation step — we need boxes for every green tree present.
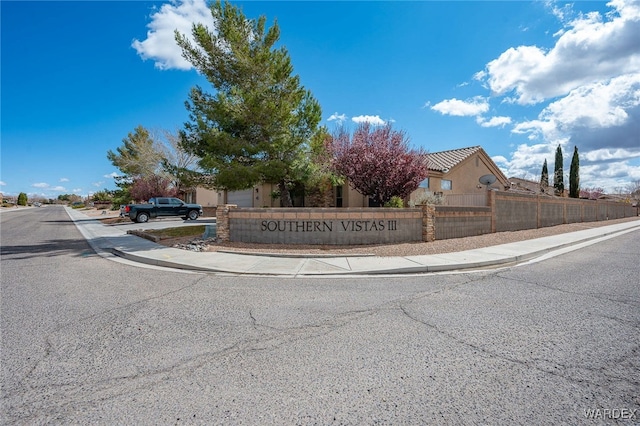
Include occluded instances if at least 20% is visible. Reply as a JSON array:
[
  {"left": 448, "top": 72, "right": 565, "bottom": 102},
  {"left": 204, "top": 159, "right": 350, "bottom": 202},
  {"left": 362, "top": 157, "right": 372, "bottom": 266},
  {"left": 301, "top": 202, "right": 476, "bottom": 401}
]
[
  {"left": 540, "top": 159, "right": 549, "bottom": 193},
  {"left": 17, "top": 192, "right": 28, "bottom": 206},
  {"left": 110, "top": 185, "right": 132, "bottom": 209},
  {"left": 175, "top": 0, "right": 322, "bottom": 207},
  {"left": 302, "top": 126, "right": 344, "bottom": 207},
  {"left": 107, "top": 126, "right": 202, "bottom": 204},
  {"left": 569, "top": 146, "right": 580, "bottom": 198},
  {"left": 57, "top": 193, "right": 82, "bottom": 204},
  {"left": 553, "top": 145, "right": 564, "bottom": 196},
  {"left": 107, "top": 125, "right": 164, "bottom": 179},
  {"left": 92, "top": 189, "right": 113, "bottom": 202}
]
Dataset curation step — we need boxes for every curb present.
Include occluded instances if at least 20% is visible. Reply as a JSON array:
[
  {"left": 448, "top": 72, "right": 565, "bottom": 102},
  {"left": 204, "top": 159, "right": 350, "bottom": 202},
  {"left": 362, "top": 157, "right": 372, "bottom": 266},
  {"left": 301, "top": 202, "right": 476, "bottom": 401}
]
[
  {"left": 109, "top": 223, "right": 640, "bottom": 276},
  {"left": 216, "top": 249, "right": 376, "bottom": 258}
]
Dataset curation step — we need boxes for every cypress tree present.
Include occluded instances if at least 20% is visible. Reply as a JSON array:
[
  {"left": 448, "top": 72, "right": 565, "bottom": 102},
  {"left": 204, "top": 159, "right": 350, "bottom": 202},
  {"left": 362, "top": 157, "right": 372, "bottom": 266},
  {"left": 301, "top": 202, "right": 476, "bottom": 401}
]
[
  {"left": 540, "top": 159, "right": 549, "bottom": 193},
  {"left": 569, "top": 146, "right": 580, "bottom": 198},
  {"left": 17, "top": 192, "right": 28, "bottom": 206},
  {"left": 553, "top": 145, "right": 564, "bottom": 196}
]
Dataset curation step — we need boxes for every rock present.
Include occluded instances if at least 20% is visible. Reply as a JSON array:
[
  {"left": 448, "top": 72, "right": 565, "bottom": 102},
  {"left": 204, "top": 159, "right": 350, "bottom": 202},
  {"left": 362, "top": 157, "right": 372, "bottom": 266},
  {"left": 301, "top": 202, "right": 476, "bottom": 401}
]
[{"left": 172, "top": 238, "right": 218, "bottom": 252}]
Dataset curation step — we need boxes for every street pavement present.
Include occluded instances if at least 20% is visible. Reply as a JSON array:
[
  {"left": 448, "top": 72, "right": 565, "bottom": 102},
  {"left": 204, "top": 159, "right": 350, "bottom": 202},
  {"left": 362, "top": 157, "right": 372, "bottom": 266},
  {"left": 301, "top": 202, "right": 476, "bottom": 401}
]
[
  {"left": 65, "top": 207, "right": 640, "bottom": 276},
  {"left": 3, "top": 206, "right": 639, "bottom": 424}
]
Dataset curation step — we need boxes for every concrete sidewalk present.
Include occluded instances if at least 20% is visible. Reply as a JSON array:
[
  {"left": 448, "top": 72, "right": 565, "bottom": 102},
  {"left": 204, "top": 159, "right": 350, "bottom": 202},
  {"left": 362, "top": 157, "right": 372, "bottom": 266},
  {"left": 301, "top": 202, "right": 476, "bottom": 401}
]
[{"left": 66, "top": 207, "right": 640, "bottom": 276}]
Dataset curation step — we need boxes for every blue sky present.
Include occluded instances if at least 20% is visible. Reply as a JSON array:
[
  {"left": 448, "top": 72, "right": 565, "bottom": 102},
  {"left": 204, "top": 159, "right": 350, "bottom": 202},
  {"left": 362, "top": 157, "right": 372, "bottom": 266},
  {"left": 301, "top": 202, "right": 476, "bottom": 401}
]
[{"left": 2, "top": 0, "right": 639, "bottom": 199}]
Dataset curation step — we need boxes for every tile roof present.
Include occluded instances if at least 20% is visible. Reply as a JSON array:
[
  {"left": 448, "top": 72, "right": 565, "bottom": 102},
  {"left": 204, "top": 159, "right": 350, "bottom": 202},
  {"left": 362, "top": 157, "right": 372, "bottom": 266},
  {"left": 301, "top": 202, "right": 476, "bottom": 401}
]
[{"left": 425, "top": 146, "right": 482, "bottom": 172}]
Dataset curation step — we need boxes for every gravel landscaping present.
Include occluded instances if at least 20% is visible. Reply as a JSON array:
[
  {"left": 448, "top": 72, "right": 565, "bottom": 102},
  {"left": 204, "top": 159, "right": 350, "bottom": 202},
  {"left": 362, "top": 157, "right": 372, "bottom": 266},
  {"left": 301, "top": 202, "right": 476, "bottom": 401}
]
[{"left": 168, "top": 216, "right": 640, "bottom": 256}]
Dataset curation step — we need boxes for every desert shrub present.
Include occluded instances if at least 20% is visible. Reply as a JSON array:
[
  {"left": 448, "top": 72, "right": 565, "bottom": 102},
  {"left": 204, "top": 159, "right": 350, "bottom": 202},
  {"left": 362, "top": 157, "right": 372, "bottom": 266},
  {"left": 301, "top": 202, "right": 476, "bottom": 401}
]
[
  {"left": 409, "top": 193, "right": 445, "bottom": 206},
  {"left": 383, "top": 196, "right": 404, "bottom": 208}
]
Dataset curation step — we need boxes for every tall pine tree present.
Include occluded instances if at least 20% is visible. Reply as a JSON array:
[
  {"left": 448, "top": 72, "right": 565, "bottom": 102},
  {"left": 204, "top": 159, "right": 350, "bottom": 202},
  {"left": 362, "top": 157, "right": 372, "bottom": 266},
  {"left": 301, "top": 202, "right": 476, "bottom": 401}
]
[
  {"left": 553, "top": 145, "right": 564, "bottom": 196},
  {"left": 569, "top": 146, "right": 580, "bottom": 198},
  {"left": 175, "top": 1, "right": 322, "bottom": 207},
  {"left": 540, "top": 159, "right": 549, "bottom": 193}
]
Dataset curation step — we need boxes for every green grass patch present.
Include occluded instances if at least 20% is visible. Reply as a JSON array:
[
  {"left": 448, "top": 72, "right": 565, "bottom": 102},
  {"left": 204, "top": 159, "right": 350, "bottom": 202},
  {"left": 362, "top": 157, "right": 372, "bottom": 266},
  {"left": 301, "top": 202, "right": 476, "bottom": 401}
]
[{"left": 146, "top": 225, "right": 206, "bottom": 239}]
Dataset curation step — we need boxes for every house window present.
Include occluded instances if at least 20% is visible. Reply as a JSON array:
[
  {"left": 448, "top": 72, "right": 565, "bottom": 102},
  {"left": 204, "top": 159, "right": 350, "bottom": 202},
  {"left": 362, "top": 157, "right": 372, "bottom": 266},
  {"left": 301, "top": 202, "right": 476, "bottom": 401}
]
[
  {"left": 419, "top": 178, "right": 429, "bottom": 189},
  {"left": 335, "top": 185, "right": 343, "bottom": 207},
  {"left": 441, "top": 179, "right": 452, "bottom": 190}
]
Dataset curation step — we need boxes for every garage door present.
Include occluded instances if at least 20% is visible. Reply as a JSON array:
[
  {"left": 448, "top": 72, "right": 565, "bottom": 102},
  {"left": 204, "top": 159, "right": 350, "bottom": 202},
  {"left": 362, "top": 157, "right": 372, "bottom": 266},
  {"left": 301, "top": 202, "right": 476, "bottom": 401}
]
[{"left": 227, "top": 189, "right": 254, "bottom": 207}]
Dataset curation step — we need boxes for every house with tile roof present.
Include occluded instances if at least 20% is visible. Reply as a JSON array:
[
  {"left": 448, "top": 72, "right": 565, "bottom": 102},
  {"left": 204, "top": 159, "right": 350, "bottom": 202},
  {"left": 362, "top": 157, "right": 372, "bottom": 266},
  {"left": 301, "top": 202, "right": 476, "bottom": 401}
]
[
  {"left": 408, "top": 146, "right": 510, "bottom": 205},
  {"left": 323, "top": 145, "right": 510, "bottom": 207},
  {"left": 203, "top": 145, "right": 510, "bottom": 208},
  {"left": 508, "top": 177, "right": 548, "bottom": 195}
]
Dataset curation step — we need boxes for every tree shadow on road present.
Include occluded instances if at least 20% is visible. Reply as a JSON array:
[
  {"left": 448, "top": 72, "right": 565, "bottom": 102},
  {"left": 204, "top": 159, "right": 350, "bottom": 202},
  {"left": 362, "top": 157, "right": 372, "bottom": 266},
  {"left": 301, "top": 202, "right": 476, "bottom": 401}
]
[{"left": 0, "top": 238, "right": 95, "bottom": 260}]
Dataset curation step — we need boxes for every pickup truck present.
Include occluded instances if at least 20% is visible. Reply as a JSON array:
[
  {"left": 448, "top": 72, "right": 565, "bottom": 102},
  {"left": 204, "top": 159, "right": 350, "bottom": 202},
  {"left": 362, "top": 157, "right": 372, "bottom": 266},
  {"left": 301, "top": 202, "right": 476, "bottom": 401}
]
[{"left": 124, "top": 197, "right": 203, "bottom": 223}]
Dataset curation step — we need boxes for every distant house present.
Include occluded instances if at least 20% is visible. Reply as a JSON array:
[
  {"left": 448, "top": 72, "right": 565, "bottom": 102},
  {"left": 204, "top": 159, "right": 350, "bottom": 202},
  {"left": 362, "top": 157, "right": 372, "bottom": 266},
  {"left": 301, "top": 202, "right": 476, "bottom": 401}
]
[
  {"left": 182, "top": 186, "right": 222, "bottom": 208},
  {"left": 409, "top": 146, "right": 510, "bottom": 205},
  {"left": 508, "top": 177, "right": 547, "bottom": 195},
  {"left": 214, "top": 145, "right": 510, "bottom": 208}
]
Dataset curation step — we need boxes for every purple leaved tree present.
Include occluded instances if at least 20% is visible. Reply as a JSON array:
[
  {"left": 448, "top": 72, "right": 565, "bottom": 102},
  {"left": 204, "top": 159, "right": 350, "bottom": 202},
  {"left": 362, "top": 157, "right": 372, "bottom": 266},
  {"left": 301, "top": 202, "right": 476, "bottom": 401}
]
[
  {"left": 130, "top": 175, "right": 178, "bottom": 202},
  {"left": 327, "top": 124, "right": 428, "bottom": 206}
]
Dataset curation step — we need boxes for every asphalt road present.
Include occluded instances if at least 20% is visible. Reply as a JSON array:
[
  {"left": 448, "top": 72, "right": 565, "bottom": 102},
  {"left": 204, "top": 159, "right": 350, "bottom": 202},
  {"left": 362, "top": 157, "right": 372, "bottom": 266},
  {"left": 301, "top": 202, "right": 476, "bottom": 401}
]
[{"left": 2, "top": 206, "right": 639, "bottom": 424}]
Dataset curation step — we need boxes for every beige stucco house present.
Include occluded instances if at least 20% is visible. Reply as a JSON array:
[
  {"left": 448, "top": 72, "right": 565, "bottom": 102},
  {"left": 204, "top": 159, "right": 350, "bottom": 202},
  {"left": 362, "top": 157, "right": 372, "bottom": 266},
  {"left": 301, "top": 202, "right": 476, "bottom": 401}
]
[
  {"left": 200, "top": 145, "right": 510, "bottom": 208},
  {"left": 408, "top": 146, "right": 509, "bottom": 205}
]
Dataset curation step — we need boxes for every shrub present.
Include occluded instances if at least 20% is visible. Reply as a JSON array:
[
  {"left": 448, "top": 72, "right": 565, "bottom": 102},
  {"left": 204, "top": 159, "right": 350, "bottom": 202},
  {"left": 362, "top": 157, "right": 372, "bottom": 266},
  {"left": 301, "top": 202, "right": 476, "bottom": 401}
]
[
  {"left": 409, "top": 193, "right": 445, "bottom": 206},
  {"left": 383, "top": 196, "right": 404, "bottom": 208}
]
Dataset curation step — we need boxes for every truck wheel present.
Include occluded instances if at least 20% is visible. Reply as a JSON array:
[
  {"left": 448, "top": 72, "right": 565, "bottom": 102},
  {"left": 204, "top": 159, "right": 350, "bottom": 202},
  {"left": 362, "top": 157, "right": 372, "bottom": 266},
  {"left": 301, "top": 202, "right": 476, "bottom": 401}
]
[
  {"left": 136, "top": 212, "right": 149, "bottom": 223},
  {"left": 187, "top": 210, "right": 199, "bottom": 221}
]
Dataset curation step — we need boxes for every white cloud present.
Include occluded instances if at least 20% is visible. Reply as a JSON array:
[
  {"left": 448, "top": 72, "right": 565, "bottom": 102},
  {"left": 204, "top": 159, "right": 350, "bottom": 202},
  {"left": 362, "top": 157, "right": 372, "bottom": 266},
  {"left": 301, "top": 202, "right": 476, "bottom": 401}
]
[
  {"left": 579, "top": 160, "right": 640, "bottom": 190},
  {"left": 59, "top": 177, "right": 69, "bottom": 182},
  {"left": 583, "top": 148, "right": 640, "bottom": 162},
  {"left": 544, "top": 1, "right": 575, "bottom": 25},
  {"left": 104, "top": 172, "right": 120, "bottom": 179},
  {"left": 540, "top": 74, "right": 639, "bottom": 129},
  {"left": 480, "top": 0, "right": 640, "bottom": 105},
  {"left": 351, "top": 115, "right": 386, "bottom": 126},
  {"left": 93, "top": 181, "right": 104, "bottom": 188},
  {"left": 132, "top": 0, "right": 214, "bottom": 70},
  {"left": 31, "top": 182, "right": 67, "bottom": 192},
  {"left": 512, "top": 73, "right": 640, "bottom": 153},
  {"left": 477, "top": 116, "right": 512, "bottom": 128},
  {"left": 430, "top": 97, "right": 489, "bottom": 117},
  {"left": 0, "top": 181, "right": 6, "bottom": 186},
  {"left": 431, "top": 0, "right": 640, "bottom": 192},
  {"left": 72, "top": 188, "right": 83, "bottom": 193},
  {"left": 327, "top": 112, "right": 347, "bottom": 124}
]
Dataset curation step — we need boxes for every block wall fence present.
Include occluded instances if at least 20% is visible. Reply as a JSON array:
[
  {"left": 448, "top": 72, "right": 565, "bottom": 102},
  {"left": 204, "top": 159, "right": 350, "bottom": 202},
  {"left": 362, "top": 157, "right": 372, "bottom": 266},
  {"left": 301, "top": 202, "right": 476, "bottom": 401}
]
[{"left": 214, "top": 191, "right": 638, "bottom": 244}]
